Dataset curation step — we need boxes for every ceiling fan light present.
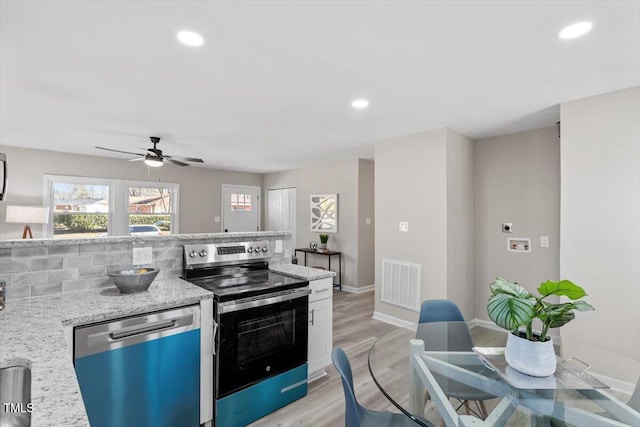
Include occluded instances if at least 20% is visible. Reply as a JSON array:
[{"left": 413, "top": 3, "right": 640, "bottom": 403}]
[{"left": 144, "top": 155, "right": 163, "bottom": 167}]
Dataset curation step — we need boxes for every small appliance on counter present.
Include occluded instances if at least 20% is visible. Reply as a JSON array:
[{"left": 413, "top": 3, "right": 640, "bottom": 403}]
[{"left": 183, "top": 240, "right": 310, "bottom": 427}]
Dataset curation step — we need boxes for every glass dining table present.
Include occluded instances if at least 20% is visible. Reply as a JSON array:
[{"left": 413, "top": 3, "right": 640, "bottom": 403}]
[{"left": 368, "top": 324, "right": 640, "bottom": 427}]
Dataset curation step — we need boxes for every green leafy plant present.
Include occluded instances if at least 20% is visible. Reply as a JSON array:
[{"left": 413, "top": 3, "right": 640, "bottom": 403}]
[
  {"left": 487, "top": 277, "right": 594, "bottom": 342},
  {"left": 319, "top": 234, "right": 329, "bottom": 244}
]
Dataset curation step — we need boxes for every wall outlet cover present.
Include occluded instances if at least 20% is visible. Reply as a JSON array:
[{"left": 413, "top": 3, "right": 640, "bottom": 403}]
[
  {"left": 540, "top": 236, "right": 550, "bottom": 248},
  {"left": 399, "top": 222, "right": 409, "bottom": 232},
  {"left": 275, "top": 240, "right": 283, "bottom": 253},
  {"left": 132, "top": 247, "right": 153, "bottom": 265}
]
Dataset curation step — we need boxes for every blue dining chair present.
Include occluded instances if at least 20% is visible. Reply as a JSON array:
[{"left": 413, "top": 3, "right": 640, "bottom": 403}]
[
  {"left": 417, "top": 300, "right": 495, "bottom": 419},
  {"left": 332, "top": 347, "right": 434, "bottom": 427}
]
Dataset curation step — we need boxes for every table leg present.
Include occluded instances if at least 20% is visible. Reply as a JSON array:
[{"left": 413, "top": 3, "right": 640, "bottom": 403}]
[
  {"left": 338, "top": 253, "right": 342, "bottom": 290},
  {"left": 409, "top": 341, "right": 426, "bottom": 417}
]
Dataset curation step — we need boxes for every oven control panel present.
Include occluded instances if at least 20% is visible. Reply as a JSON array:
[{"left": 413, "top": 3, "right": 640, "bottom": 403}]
[{"left": 184, "top": 241, "right": 271, "bottom": 266}]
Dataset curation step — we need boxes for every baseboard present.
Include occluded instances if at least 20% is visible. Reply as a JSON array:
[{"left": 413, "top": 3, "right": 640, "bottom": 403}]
[
  {"left": 589, "top": 372, "right": 636, "bottom": 396},
  {"left": 340, "top": 284, "right": 375, "bottom": 294},
  {"left": 372, "top": 311, "right": 416, "bottom": 330}
]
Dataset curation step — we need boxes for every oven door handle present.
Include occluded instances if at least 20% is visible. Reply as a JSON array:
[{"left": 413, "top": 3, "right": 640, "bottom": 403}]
[{"left": 218, "top": 288, "right": 311, "bottom": 314}]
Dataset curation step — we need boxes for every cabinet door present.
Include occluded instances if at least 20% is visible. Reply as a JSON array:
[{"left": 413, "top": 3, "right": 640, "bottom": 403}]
[{"left": 308, "top": 297, "right": 333, "bottom": 376}]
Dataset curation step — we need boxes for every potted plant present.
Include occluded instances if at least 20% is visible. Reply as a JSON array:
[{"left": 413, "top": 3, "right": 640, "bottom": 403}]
[
  {"left": 487, "top": 277, "right": 594, "bottom": 377},
  {"left": 318, "top": 234, "right": 329, "bottom": 250}
]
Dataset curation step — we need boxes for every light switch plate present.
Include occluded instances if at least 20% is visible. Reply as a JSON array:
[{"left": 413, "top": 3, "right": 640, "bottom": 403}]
[
  {"left": 132, "top": 247, "right": 152, "bottom": 265},
  {"left": 214, "top": 216, "right": 220, "bottom": 223},
  {"left": 365, "top": 217, "right": 371, "bottom": 226},
  {"left": 399, "top": 222, "right": 409, "bottom": 232}
]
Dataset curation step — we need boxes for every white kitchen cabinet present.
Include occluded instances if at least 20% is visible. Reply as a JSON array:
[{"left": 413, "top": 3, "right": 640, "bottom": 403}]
[{"left": 308, "top": 277, "right": 333, "bottom": 381}]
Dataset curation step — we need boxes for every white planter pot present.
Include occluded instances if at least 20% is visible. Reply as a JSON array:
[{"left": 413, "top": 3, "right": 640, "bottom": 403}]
[
  {"left": 318, "top": 243, "right": 327, "bottom": 250},
  {"left": 505, "top": 332, "right": 556, "bottom": 377}
]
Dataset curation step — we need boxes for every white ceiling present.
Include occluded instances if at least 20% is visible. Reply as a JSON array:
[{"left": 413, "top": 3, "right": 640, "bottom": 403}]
[{"left": 1, "top": 1, "right": 639, "bottom": 173}]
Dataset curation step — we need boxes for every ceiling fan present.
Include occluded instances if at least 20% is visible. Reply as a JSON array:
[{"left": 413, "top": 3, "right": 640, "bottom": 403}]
[{"left": 95, "top": 136, "right": 204, "bottom": 167}]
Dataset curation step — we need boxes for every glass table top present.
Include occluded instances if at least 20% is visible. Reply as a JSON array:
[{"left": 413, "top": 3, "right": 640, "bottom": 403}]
[{"left": 368, "top": 323, "right": 640, "bottom": 427}]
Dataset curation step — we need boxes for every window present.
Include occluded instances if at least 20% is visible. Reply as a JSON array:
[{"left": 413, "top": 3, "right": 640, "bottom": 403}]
[
  {"left": 128, "top": 187, "right": 175, "bottom": 234},
  {"left": 45, "top": 175, "right": 179, "bottom": 238},
  {"left": 52, "top": 182, "right": 110, "bottom": 239},
  {"left": 231, "top": 193, "right": 252, "bottom": 212}
]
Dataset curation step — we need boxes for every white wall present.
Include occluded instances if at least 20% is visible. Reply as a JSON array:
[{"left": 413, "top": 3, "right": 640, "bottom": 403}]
[
  {"left": 560, "top": 86, "right": 640, "bottom": 383},
  {"left": 263, "top": 158, "right": 369, "bottom": 289},
  {"left": 374, "top": 128, "right": 449, "bottom": 323},
  {"left": 0, "top": 145, "right": 262, "bottom": 239},
  {"left": 473, "top": 126, "right": 561, "bottom": 323},
  {"left": 446, "top": 129, "right": 475, "bottom": 319}
]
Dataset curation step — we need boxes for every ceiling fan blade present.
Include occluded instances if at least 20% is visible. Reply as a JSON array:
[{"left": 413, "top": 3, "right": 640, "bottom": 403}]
[
  {"left": 96, "top": 146, "right": 144, "bottom": 157},
  {"left": 164, "top": 155, "right": 204, "bottom": 163},
  {"left": 128, "top": 157, "right": 146, "bottom": 162},
  {"left": 166, "top": 158, "right": 189, "bottom": 167}
]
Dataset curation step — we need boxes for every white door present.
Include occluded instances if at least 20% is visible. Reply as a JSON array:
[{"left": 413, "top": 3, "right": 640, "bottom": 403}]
[
  {"left": 222, "top": 185, "right": 261, "bottom": 232},
  {"left": 267, "top": 188, "right": 296, "bottom": 244}
]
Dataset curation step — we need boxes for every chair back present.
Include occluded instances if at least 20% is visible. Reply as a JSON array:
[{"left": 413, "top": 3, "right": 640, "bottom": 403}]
[
  {"left": 332, "top": 347, "right": 361, "bottom": 427},
  {"left": 418, "top": 299, "right": 465, "bottom": 324}
]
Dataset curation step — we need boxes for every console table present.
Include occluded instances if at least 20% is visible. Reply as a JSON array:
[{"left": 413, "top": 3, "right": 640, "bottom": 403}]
[{"left": 294, "top": 248, "right": 342, "bottom": 290}]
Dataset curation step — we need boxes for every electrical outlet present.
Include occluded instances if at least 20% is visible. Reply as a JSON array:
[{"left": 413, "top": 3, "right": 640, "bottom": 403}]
[
  {"left": 275, "top": 240, "right": 283, "bottom": 253},
  {"left": 399, "top": 222, "right": 409, "bottom": 232},
  {"left": 365, "top": 217, "right": 372, "bottom": 226},
  {"left": 540, "top": 236, "right": 550, "bottom": 248},
  {"left": 132, "top": 247, "right": 152, "bottom": 266}
]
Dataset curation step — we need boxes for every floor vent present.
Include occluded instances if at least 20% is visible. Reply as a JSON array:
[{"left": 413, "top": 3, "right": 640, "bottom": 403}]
[{"left": 381, "top": 259, "right": 421, "bottom": 312}]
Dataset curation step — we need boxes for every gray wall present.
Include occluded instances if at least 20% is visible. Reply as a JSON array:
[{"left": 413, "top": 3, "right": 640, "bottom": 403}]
[
  {"left": 473, "top": 126, "right": 560, "bottom": 323},
  {"left": 374, "top": 128, "right": 449, "bottom": 322},
  {"left": 0, "top": 145, "right": 262, "bottom": 240},
  {"left": 357, "top": 159, "right": 375, "bottom": 288},
  {"left": 560, "top": 86, "right": 640, "bottom": 382},
  {"left": 263, "top": 158, "right": 365, "bottom": 289},
  {"left": 446, "top": 129, "right": 475, "bottom": 319}
]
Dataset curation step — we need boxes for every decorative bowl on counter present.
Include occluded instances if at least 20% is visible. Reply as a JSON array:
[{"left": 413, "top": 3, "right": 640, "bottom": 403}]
[{"left": 107, "top": 268, "right": 159, "bottom": 294}]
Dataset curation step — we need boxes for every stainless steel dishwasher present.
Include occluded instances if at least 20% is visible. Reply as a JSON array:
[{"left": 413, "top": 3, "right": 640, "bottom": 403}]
[{"left": 74, "top": 305, "right": 201, "bottom": 427}]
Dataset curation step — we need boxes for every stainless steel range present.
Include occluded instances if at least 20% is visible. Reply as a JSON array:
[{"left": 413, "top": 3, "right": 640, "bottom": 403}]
[{"left": 183, "top": 240, "right": 310, "bottom": 427}]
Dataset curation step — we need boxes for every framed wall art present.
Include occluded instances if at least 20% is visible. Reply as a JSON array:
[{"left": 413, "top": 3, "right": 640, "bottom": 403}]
[{"left": 310, "top": 193, "right": 338, "bottom": 233}]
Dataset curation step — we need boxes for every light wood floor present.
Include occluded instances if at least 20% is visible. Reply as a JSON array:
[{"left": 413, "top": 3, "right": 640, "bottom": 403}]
[{"left": 249, "top": 291, "right": 508, "bottom": 427}]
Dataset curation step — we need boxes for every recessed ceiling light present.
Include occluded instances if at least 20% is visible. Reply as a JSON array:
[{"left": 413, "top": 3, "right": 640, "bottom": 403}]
[
  {"left": 559, "top": 22, "right": 592, "bottom": 39},
  {"left": 352, "top": 99, "right": 369, "bottom": 109},
  {"left": 177, "top": 31, "right": 204, "bottom": 47}
]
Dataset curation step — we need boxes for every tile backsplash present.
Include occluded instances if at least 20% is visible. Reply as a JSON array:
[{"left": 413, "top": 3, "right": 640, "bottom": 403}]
[{"left": 0, "top": 233, "right": 292, "bottom": 300}]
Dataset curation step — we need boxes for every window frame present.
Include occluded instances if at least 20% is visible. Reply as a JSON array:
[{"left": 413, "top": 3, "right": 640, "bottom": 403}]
[{"left": 44, "top": 175, "right": 179, "bottom": 238}]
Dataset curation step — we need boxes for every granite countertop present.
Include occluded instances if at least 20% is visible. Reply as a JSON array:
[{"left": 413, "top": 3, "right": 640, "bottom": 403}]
[
  {"left": 0, "top": 231, "right": 292, "bottom": 248},
  {"left": 270, "top": 263, "right": 336, "bottom": 280},
  {"left": 0, "top": 278, "right": 212, "bottom": 426}
]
